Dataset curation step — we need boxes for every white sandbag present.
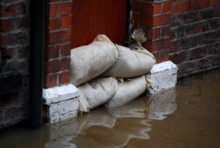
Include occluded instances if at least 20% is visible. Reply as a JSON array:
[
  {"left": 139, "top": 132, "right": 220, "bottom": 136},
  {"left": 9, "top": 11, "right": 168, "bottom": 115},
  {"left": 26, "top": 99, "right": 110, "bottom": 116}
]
[
  {"left": 78, "top": 77, "right": 118, "bottom": 112},
  {"left": 102, "top": 45, "right": 156, "bottom": 78},
  {"left": 106, "top": 76, "right": 147, "bottom": 108},
  {"left": 70, "top": 35, "right": 118, "bottom": 86}
]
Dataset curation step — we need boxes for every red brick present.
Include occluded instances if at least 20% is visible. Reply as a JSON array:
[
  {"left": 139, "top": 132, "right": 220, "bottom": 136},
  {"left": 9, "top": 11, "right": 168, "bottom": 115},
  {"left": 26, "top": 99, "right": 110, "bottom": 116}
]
[
  {"left": 16, "top": 17, "right": 29, "bottom": 29},
  {"left": 46, "top": 2, "right": 72, "bottom": 17},
  {"left": 61, "top": 16, "right": 71, "bottom": 29},
  {"left": 152, "top": 52, "right": 160, "bottom": 63},
  {"left": 170, "top": 41, "right": 181, "bottom": 53},
  {"left": 210, "top": 0, "right": 220, "bottom": 6},
  {"left": 160, "top": 49, "right": 169, "bottom": 62},
  {"left": 143, "top": 27, "right": 161, "bottom": 40},
  {"left": 169, "top": 50, "right": 188, "bottom": 64},
  {"left": 198, "top": 57, "right": 212, "bottom": 68},
  {"left": 161, "top": 25, "right": 170, "bottom": 38},
  {"left": 60, "top": 30, "right": 71, "bottom": 43},
  {"left": 45, "top": 30, "right": 71, "bottom": 45},
  {"left": 192, "top": 0, "right": 209, "bottom": 10},
  {"left": 142, "top": 2, "right": 162, "bottom": 15},
  {"left": 199, "top": 8, "right": 215, "bottom": 20},
  {"left": 140, "top": 13, "right": 170, "bottom": 27},
  {"left": 174, "top": 0, "right": 191, "bottom": 15},
  {"left": 44, "top": 46, "right": 59, "bottom": 60},
  {"left": 143, "top": 38, "right": 170, "bottom": 52},
  {"left": 60, "top": 43, "right": 71, "bottom": 56},
  {"left": 202, "top": 21, "right": 210, "bottom": 32},
  {"left": 1, "top": 32, "right": 27, "bottom": 46},
  {"left": 153, "top": 13, "right": 171, "bottom": 27},
  {"left": 189, "top": 47, "right": 206, "bottom": 60},
  {"left": 45, "top": 31, "right": 60, "bottom": 45},
  {"left": 171, "top": 3, "right": 175, "bottom": 15},
  {"left": 1, "top": 2, "right": 25, "bottom": 17},
  {"left": 131, "top": 13, "right": 140, "bottom": 25},
  {"left": 59, "top": 58, "right": 70, "bottom": 71},
  {"left": 59, "top": 71, "right": 70, "bottom": 84},
  {"left": 44, "top": 74, "right": 58, "bottom": 88},
  {"left": 194, "top": 24, "right": 202, "bottom": 33},
  {"left": 0, "top": 19, "right": 13, "bottom": 32},
  {"left": 163, "top": 0, "right": 172, "bottom": 13},
  {"left": 182, "top": 12, "right": 198, "bottom": 24},
  {"left": 170, "top": 28, "right": 177, "bottom": 40},
  {"left": 45, "top": 18, "right": 60, "bottom": 31},
  {"left": 44, "top": 60, "right": 60, "bottom": 73},
  {"left": 140, "top": 14, "right": 152, "bottom": 27},
  {"left": 181, "top": 36, "right": 197, "bottom": 50},
  {"left": 132, "top": 0, "right": 142, "bottom": 12}
]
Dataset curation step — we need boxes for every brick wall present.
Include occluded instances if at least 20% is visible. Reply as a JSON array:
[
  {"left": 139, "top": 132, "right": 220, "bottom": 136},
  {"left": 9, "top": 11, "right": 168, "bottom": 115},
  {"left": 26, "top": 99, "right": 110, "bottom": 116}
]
[
  {"left": 44, "top": 0, "right": 72, "bottom": 88},
  {"left": 131, "top": 0, "right": 172, "bottom": 63},
  {"left": 169, "top": 0, "right": 220, "bottom": 79},
  {"left": 0, "top": 0, "right": 30, "bottom": 129},
  {"left": 131, "top": 0, "right": 220, "bottom": 79}
]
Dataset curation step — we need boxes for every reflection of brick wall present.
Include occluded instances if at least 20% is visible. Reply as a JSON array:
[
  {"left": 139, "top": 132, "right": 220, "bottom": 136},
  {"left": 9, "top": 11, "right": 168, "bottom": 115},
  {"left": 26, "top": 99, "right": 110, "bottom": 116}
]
[
  {"left": 0, "top": 0, "right": 30, "bottom": 129},
  {"left": 131, "top": 0, "right": 172, "bottom": 63},
  {"left": 44, "top": 0, "right": 72, "bottom": 88},
  {"left": 170, "top": 0, "right": 220, "bottom": 79}
]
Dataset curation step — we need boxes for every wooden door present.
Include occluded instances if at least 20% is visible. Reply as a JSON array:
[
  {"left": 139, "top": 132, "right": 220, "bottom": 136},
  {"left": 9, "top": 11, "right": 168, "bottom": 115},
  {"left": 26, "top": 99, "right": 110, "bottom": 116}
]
[{"left": 71, "top": 0, "right": 127, "bottom": 48}]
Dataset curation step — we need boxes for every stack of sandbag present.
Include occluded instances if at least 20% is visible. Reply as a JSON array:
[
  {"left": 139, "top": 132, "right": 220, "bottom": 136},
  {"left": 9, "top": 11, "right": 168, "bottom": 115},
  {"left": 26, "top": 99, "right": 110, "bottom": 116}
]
[
  {"left": 70, "top": 35, "right": 118, "bottom": 86},
  {"left": 70, "top": 31, "right": 156, "bottom": 112}
]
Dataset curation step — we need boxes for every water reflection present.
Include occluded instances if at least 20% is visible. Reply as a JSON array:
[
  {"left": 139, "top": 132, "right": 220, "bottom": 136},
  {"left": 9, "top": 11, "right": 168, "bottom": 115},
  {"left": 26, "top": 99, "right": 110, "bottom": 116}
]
[
  {"left": 0, "top": 88, "right": 177, "bottom": 148},
  {"left": 147, "top": 89, "right": 177, "bottom": 120},
  {"left": 42, "top": 88, "right": 177, "bottom": 148}
]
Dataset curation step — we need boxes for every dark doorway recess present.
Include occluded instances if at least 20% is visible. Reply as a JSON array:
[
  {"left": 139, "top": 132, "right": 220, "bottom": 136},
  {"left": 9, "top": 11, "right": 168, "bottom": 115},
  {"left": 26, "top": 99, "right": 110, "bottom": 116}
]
[{"left": 71, "top": 0, "right": 128, "bottom": 48}]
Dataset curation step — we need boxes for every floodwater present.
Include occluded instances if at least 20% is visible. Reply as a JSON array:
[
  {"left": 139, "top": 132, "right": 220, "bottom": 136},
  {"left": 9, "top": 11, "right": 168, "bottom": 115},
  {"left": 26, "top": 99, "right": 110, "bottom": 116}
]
[{"left": 1, "top": 72, "right": 220, "bottom": 148}]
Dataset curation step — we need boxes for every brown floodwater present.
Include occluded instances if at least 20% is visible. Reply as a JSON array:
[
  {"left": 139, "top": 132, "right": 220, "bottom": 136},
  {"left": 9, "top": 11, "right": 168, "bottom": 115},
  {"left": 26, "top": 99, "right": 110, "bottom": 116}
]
[{"left": 1, "top": 72, "right": 220, "bottom": 148}]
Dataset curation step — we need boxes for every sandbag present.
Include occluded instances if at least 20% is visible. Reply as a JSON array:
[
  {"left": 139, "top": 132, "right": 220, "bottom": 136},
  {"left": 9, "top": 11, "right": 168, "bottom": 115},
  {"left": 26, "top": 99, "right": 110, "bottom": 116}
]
[
  {"left": 102, "top": 45, "right": 156, "bottom": 78},
  {"left": 106, "top": 76, "right": 147, "bottom": 108},
  {"left": 78, "top": 77, "right": 118, "bottom": 112},
  {"left": 70, "top": 35, "right": 118, "bottom": 86}
]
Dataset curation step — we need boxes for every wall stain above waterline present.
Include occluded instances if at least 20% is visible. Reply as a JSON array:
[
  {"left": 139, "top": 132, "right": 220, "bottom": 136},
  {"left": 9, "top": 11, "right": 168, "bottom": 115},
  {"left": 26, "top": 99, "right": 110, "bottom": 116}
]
[{"left": 0, "top": 72, "right": 220, "bottom": 148}]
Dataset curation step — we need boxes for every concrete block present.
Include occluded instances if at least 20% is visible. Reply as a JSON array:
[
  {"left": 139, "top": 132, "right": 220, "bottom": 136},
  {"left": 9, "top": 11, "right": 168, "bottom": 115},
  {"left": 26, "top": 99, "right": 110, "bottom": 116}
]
[
  {"left": 147, "top": 61, "right": 178, "bottom": 94},
  {"left": 43, "top": 84, "right": 80, "bottom": 123},
  {"left": 43, "top": 84, "right": 80, "bottom": 104}
]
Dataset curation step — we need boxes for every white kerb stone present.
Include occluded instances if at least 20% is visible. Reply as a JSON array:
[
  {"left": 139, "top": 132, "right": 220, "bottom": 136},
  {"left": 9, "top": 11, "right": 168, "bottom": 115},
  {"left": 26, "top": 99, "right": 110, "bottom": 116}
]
[
  {"left": 43, "top": 84, "right": 80, "bottom": 105},
  {"left": 43, "top": 84, "right": 80, "bottom": 123},
  {"left": 147, "top": 61, "right": 178, "bottom": 94}
]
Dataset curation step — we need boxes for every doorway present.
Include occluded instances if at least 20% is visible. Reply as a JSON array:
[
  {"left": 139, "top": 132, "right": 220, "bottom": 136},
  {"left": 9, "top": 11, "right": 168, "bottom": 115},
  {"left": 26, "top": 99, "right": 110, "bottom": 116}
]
[{"left": 71, "top": 0, "right": 128, "bottom": 48}]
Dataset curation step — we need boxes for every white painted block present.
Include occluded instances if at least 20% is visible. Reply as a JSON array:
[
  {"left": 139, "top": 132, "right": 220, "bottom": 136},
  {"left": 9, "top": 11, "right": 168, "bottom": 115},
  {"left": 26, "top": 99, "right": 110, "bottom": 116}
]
[
  {"left": 43, "top": 84, "right": 80, "bottom": 104},
  {"left": 147, "top": 61, "right": 178, "bottom": 94},
  {"left": 49, "top": 98, "right": 79, "bottom": 119},
  {"left": 43, "top": 84, "right": 80, "bottom": 123}
]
